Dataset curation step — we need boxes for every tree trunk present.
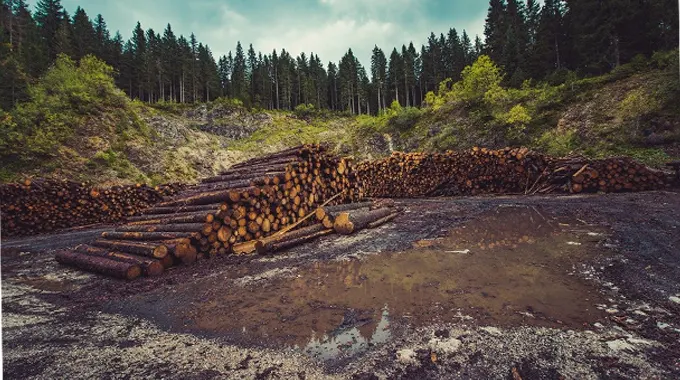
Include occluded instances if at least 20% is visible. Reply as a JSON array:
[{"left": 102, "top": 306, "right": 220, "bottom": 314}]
[{"left": 55, "top": 250, "right": 142, "bottom": 280}]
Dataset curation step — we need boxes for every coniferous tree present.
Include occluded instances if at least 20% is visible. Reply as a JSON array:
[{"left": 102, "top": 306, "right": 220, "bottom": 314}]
[
  {"left": 53, "top": 11, "right": 73, "bottom": 58},
  {"left": 131, "top": 22, "right": 146, "bottom": 100},
  {"left": 387, "top": 47, "right": 402, "bottom": 105},
  {"left": 34, "top": 0, "right": 63, "bottom": 60},
  {"left": 370, "top": 45, "right": 387, "bottom": 112},
  {"left": 232, "top": 41, "right": 247, "bottom": 102},
  {"left": 93, "top": 14, "right": 110, "bottom": 60},
  {"left": 326, "top": 61, "right": 338, "bottom": 110},
  {"left": 71, "top": 6, "right": 95, "bottom": 60},
  {"left": 484, "top": 0, "right": 506, "bottom": 64},
  {"left": 533, "top": 0, "right": 565, "bottom": 77}
]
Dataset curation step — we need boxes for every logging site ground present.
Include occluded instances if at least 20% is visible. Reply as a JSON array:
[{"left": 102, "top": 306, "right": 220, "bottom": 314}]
[{"left": 3, "top": 191, "right": 680, "bottom": 379}]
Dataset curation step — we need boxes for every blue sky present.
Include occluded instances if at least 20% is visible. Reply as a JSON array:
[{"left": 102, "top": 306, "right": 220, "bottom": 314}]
[{"left": 29, "top": 0, "right": 491, "bottom": 65}]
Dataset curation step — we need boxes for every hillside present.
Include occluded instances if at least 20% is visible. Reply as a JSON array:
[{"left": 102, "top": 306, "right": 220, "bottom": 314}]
[{"left": 1, "top": 53, "right": 678, "bottom": 186}]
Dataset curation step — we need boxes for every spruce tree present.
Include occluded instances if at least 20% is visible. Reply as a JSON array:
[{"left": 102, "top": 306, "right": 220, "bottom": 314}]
[
  {"left": 232, "top": 41, "right": 247, "bottom": 102},
  {"left": 483, "top": 0, "right": 506, "bottom": 64},
  {"left": 34, "top": 0, "right": 63, "bottom": 60},
  {"left": 71, "top": 6, "right": 95, "bottom": 60}
]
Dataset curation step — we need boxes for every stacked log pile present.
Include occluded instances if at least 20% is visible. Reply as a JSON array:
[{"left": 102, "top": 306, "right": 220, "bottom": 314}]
[
  {"left": 54, "top": 144, "right": 374, "bottom": 279},
  {"left": 1, "top": 180, "right": 183, "bottom": 237},
  {"left": 356, "top": 147, "right": 672, "bottom": 197}
]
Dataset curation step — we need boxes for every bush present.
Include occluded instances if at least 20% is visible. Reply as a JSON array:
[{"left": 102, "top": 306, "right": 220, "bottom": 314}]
[
  {"left": 1, "top": 54, "right": 131, "bottom": 161},
  {"left": 536, "top": 129, "right": 579, "bottom": 157}
]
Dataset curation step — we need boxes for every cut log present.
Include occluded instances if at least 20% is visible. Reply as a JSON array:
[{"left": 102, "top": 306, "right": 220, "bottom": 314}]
[
  {"left": 315, "top": 201, "right": 373, "bottom": 221},
  {"left": 262, "top": 229, "right": 333, "bottom": 254},
  {"left": 115, "top": 223, "right": 205, "bottom": 233},
  {"left": 333, "top": 207, "right": 396, "bottom": 235},
  {"left": 101, "top": 231, "right": 198, "bottom": 241},
  {"left": 55, "top": 250, "right": 141, "bottom": 280},
  {"left": 126, "top": 211, "right": 211, "bottom": 225},
  {"left": 73, "top": 245, "right": 164, "bottom": 277},
  {"left": 92, "top": 240, "right": 168, "bottom": 259}
]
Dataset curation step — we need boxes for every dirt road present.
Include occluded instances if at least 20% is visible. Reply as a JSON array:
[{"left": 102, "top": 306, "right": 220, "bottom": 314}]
[{"left": 3, "top": 192, "right": 680, "bottom": 379}]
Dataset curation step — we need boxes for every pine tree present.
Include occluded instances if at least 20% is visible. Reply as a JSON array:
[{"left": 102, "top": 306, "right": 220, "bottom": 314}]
[
  {"left": 327, "top": 61, "right": 338, "bottom": 110},
  {"left": 34, "top": 0, "right": 63, "bottom": 60},
  {"left": 461, "top": 30, "right": 473, "bottom": 67},
  {"left": 131, "top": 21, "right": 146, "bottom": 100},
  {"left": 484, "top": 0, "right": 506, "bottom": 63},
  {"left": 370, "top": 45, "right": 387, "bottom": 112},
  {"left": 161, "top": 24, "right": 177, "bottom": 101},
  {"left": 93, "top": 14, "right": 110, "bottom": 60},
  {"left": 53, "top": 11, "right": 73, "bottom": 58},
  {"left": 387, "top": 47, "right": 402, "bottom": 105},
  {"left": 231, "top": 41, "right": 247, "bottom": 102},
  {"left": 189, "top": 33, "right": 198, "bottom": 102},
  {"left": 533, "top": 0, "right": 565, "bottom": 77},
  {"left": 71, "top": 6, "right": 95, "bottom": 60}
]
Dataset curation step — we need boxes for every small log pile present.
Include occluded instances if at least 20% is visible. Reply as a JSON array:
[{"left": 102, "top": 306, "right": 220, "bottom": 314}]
[
  {"left": 1, "top": 180, "right": 184, "bottom": 237},
  {"left": 356, "top": 147, "right": 672, "bottom": 197},
  {"left": 54, "top": 144, "right": 373, "bottom": 279}
]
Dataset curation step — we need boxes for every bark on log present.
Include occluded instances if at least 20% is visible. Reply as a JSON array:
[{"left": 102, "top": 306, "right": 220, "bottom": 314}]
[
  {"left": 73, "top": 245, "right": 164, "bottom": 277},
  {"left": 115, "top": 223, "right": 205, "bottom": 233},
  {"left": 333, "top": 207, "right": 396, "bottom": 235},
  {"left": 55, "top": 250, "right": 142, "bottom": 280},
  {"left": 260, "top": 229, "right": 333, "bottom": 254},
  {"left": 92, "top": 240, "right": 168, "bottom": 259},
  {"left": 101, "top": 231, "right": 199, "bottom": 241}
]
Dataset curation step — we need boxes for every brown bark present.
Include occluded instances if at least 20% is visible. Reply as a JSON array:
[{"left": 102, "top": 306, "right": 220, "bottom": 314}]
[
  {"left": 73, "top": 245, "right": 164, "bottom": 277},
  {"left": 92, "top": 240, "right": 168, "bottom": 259},
  {"left": 333, "top": 207, "right": 395, "bottom": 235},
  {"left": 55, "top": 250, "right": 142, "bottom": 280}
]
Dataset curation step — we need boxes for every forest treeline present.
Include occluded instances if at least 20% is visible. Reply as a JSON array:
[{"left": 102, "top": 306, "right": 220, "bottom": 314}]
[{"left": 0, "top": 0, "right": 678, "bottom": 113}]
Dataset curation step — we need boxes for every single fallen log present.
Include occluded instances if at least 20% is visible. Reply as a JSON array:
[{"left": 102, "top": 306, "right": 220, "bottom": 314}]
[
  {"left": 261, "top": 228, "right": 333, "bottom": 254},
  {"left": 115, "top": 223, "right": 205, "bottom": 233},
  {"left": 333, "top": 207, "right": 396, "bottom": 235},
  {"left": 92, "top": 240, "right": 168, "bottom": 259},
  {"left": 255, "top": 223, "right": 326, "bottom": 254},
  {"left": 101, "top": 231, "right": 199, "bottom": 241},
  {"left": 55, "top": 250, "right": 142, "bottom": 280},
  {"left": 73, "top": 245, "right": 164, "bottom": 277}
]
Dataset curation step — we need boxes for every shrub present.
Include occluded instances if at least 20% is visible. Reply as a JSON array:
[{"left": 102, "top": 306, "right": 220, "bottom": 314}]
[
  {"left": 536, "top": 129, "right": 579, "bottom": 157},
  {"left": 1, "top": 54, "right": 130, "bottom": 161}
]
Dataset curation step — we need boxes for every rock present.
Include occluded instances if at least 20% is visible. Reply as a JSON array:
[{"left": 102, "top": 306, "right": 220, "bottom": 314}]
[
  {"left": 669, "top": 296, "right": 680, "bottom": 305},
  {"left": 479, "top": 326, "right": 502, "bottom": 336},
  {"left": 428, "top": 337, "right": 462, "bottom": 353},
  {"left": 396, "top": 349, "right": 417, "bottom": 365}
]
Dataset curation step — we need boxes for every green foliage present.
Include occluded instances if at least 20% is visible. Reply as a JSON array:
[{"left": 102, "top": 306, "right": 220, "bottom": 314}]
[
  {"left": 87, "top": 148, "right": 148, "bottom": 182},
  {"left": 455, "top": 55, "right": 504, "bottom": 102},
  {"left": 1, "top": 54, "right": 132, "bottom": 161},
  {"left": 535, "top": 129, "right": 579, "bottom": 157},
  {"left": 619, "top": 89, "right": 660, "bottom": 122},
  {"left": 651, "top": 49, "right": 680, "bottom": 71}
]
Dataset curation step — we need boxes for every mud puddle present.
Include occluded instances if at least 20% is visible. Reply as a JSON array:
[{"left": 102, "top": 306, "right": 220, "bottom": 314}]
[{"left": 113, "top": 205, "right": 610, "bottom": 362}]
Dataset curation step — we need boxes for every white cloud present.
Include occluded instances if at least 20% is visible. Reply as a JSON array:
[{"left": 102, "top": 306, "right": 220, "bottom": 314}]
[{"left": 256, "top": 18, "right": 398, "bottom": 64}]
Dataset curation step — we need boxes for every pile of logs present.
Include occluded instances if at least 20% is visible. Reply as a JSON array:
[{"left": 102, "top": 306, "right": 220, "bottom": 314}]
[
  {"left": 357, "top": 147, "right": 672, "bottom": 197},
  {"left": 1, "top": 180, "right": 184, "bottom": 237},
  {"left": 54, "top": 145, "right": 388, "bottom": 280}
]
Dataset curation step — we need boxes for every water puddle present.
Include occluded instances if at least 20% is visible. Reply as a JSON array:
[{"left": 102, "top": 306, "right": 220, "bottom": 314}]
[{"left": 121, "top": 205, "right": 610, "bottom": 361}]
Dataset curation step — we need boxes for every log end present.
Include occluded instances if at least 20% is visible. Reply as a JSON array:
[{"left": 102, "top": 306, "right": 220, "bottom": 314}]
[{"left": 153, "top": 245, "right": 169, "bottom": 259}]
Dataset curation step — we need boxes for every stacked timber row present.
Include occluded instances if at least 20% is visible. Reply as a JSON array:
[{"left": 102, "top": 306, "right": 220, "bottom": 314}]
[
  {"left": 0, "top": 180, "right": 184, "bottom": 237},
  {"left": 356, "top": 147, "right": 672, "bottom": 197},
  {"left": 55, "top": 144, "right": 368, "bottom": 280}
]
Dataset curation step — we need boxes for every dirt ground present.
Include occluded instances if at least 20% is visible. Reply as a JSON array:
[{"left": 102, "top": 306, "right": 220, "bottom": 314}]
[{"left": 3, "top": 191, "right": 680, "bottom": 379}]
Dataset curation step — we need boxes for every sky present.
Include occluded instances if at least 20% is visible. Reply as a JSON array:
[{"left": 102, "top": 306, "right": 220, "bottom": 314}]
[{"left": 29, "top": 0, "right": 491, "bottom": 66}]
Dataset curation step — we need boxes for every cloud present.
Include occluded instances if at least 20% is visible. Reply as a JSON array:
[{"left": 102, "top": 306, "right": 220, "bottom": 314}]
[
  {"left": 50, "top": 0, "right": 491, "bottom": 67},
  {"left": 256, "top": 18, "right": 398, "bottom": 64}
]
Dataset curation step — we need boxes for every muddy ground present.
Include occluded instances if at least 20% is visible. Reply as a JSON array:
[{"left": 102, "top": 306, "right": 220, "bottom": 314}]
[{"left": 2, "top": 192, "right": 680, "bottom": 379}]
